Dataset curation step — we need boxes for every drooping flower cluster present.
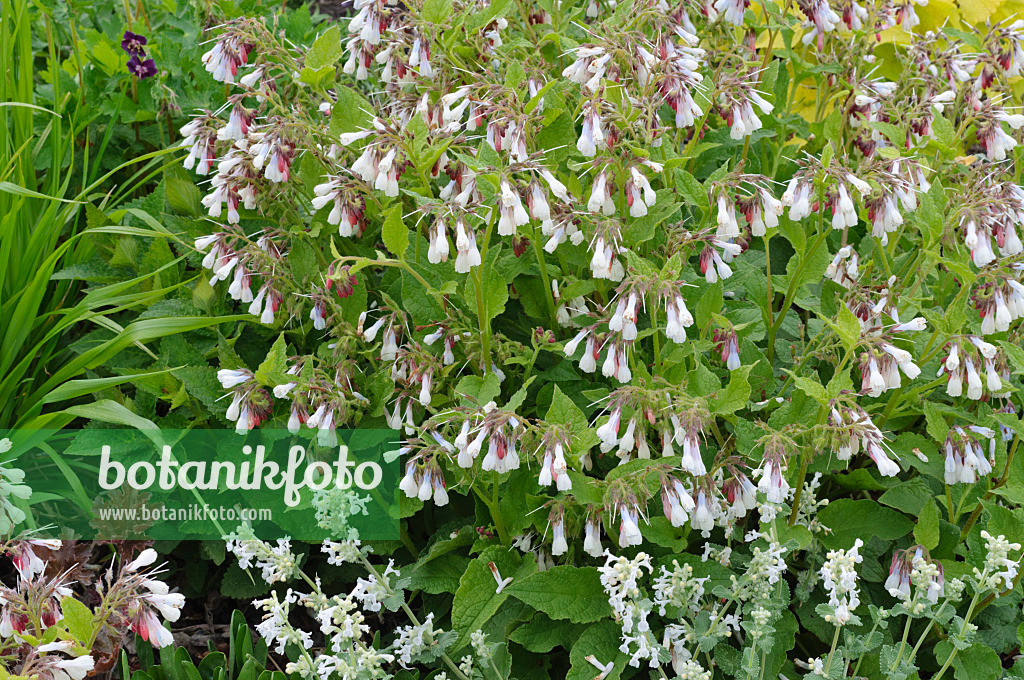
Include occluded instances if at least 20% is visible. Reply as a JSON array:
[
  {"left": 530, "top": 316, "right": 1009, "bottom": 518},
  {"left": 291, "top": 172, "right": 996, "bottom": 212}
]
[
  {"left": 828, "top": 402, "right": 901, "bottom": 477},
  {"left": 885, "top": 546, "right": 945, "bottom": 605},
  {"left": 942, "top": 425, "right": 996, "bottom": 485},
  {"left": 937, "top": 337, "right": 1010, "bottom": 401}
]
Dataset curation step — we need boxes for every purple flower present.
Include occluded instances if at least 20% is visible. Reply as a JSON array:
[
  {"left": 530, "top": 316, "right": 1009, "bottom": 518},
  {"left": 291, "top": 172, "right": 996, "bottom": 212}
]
[
  {"left": 121, "top": 31, "right": 148, "bottom": 56},
  {"left": 127, "top": 55, "right": 157, "bottom": 79}
]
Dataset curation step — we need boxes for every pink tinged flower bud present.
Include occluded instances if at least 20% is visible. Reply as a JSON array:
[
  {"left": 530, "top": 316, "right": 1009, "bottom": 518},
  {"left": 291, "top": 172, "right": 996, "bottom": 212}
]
[
  {"left": 725, "top": 337, "right": 741, "bottom": 371},
  {"left": 944, "top": 444, "right": 960, "bottom": 485},
  {"left": 557, "top": 454, "right": 573, "bottom": 491},
  {"left": 618, "top": 418, "right": 637, "bottom": 456},
  {"left": 310, "top": 301, "right": 326, "bottom": 330},
  {"left": 425, "top": 221, "right": 450, "bottom": 264},
  {"left": 587, "top": 171, "right": 610, "bottom": 214},
  {"left": 681, "top": 434, "right": 706, "bottom": 475},
  {"left": 260, "top": 291, "right": 278, "bottom": 324},
  {"left": 994, "top": 292, "right": 1012, "bottom": 331},
  {"left": 134, "top": 609, "right": 174, "bottom": 647},
  {"left": 498, "top": 181, "right": 529, "bottom": 235},
  {"left": 287, "top": 404, "right": 306, "bottom": 434},
  {"left": 713, "top": 251, "right": 733, "bottom": 282},
  {"left": 381, "top": 329, "right": 399, "bottom": 362},
  {"left": 466, "top": 428, "right": 487, "bottom": 459},
  {"left": 538, "top": 452, "right": 554, "bottom": 487},
  {"left": 225, "top": 393, "right": 241, "bottom": 422}
]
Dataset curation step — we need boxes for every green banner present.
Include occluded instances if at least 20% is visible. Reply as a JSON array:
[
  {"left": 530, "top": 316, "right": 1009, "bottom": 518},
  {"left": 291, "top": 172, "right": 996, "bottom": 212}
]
[{"left": 0, "top": 429, "right": 401, "bottom": 541}]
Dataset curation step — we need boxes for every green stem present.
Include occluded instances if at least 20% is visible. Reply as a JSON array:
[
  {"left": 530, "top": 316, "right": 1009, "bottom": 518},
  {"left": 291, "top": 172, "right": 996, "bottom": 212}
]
[
  {"left": 531, "top": 223, "right": 558, "bottom": 328},
  {"left": 767, "top": 226, "right": 829, "bottom": 363},
  {"left": 907, "top": 601, "right": 948, "bottom": 666},
  {"left": 889, "top": 593, "right": 918, "bottom": 672},
  {"left": 763, "top": 234, "right": 774, "bottom": 331},
  {"left": 787, "top": 449, "right": 810, "bottom": 526},
  {"left": 471, "top": 267, "right": 492, "bottom": 375},
  {"left": 823, "top": 625, "right": 841, "bottom": 677},
  {"left": 652, "top": 306, "right": 663, "bottom": 375},
  {"left": 489, "top": 471, "right": 509, "bottom": 544},
  {"left": 850, "top": 616, "right": 882, "bottom": 678},
  {"left": 933, "top": 584, "right": 984, "bottom": 680}
]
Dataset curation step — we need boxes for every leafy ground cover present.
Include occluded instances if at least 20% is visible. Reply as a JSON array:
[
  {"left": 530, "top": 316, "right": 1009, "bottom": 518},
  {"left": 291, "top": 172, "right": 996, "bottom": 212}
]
[{"left": 1, "top": 0, "right": 1024, "bottom": 678}]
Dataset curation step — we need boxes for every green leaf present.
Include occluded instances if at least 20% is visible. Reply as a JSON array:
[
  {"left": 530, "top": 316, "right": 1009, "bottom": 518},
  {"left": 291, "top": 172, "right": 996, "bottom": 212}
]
[
  {"left": 1000, "top": 340, "right": 1024, "bottom": 375},
  {"left": 932, "top": 115, "right": 956, "bottom": 151},
  {"left": 58, "top": 400, "right": 159, "bottom": 432},
  {"left": 817, "top": 499, "right": 913, "bottom": 549},
  {"left": 254, "top": 334, "right": 289, "bottom": 386},
  {"left": 914, "top": 498, "right": 941, "bottom": 551},
  {"left": 712, "top": 363, "right": 753, "bottom": 415},
  {"left": 622, "top": 193, "right": 680, "bottom": 246},
  {"left": 423, "top": 0, "right": 455, "bottom": 23},
  {"left": 879, "top": 476, "right": 935, "bottom": 515},
  {"left": 869, "top": 121, "right": 905, "bottom": 148},
  {"left": 408, "top": 553, "right": 472, "bottom": 595},
  {"left": 828, "top": 304, "right": 861, "bottom": 353},
  {"left": 566, "top": 622, "right": 630, "bottom": 680},
  {"left": 923, "top": 401, "right": 950, "bottom": 444},
  {"left": 546, "top": 386, "right": 587, "bottom": 430},
  {"left": 469, "top": 260, "right": 508, "bottom": 323},
  {"left": 940, "top": 642, "right": 1002, "bottom": 680},
  {"left": 164, "top": 176, "right": 202, "bottom": 216},
  {"left": 381, "top": 205, "right": 409, "bottom": 258},
  {"left": 504, "top": 60, "right": 526, "bottom": 92},
  {"left": 695, "top": 280, "right": 723, "bottom": 329},
  {"left": 61, "top": 597, "right": 95, "bottom": 644},
  {"left": 456, "top": 372, "right": 502, "bottom": 406},
  {"left": 506, "top": 566, "right": 612, "bottom": 623},
  {"left": 220, "top": 563, "right": 272, "bottom": 599},
  {"left": 287, "top": 238, "right": 318, "bottom": 285},
  {"left": 674, "top": 169, "right": 709, "bottom": 212},
  {"left": 41, "top": 369, "right": 175, "bottom": 404},
  {"left": 451, "top": 547, "right": 532, "bottom": 649},
  {"left": 509, "top": 614, "right": 580, "bottom": 653},
  {"left": 785, "top": 371, "right": 829, "bottom": 406},
  {"left": 305, "top": 25, "right": 343, "bottom": 70},
  {"left": 689, "top": 361, "right": 720, "bottom": 398},
  {"left": 330, "top": 87, "right": 375, "bottom": 135},
  {"left": 464, "top": 0, "right": 511, "bottom": 31}
]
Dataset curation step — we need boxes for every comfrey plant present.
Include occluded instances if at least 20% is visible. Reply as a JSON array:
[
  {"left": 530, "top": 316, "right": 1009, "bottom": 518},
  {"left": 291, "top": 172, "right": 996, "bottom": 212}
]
[
  {"left": 0, "top": 541, "right": 184, "bottom": 680},
  {"left": 176, "top": 0, "right": 1024, "bottom": 676}
]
